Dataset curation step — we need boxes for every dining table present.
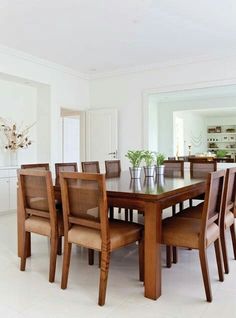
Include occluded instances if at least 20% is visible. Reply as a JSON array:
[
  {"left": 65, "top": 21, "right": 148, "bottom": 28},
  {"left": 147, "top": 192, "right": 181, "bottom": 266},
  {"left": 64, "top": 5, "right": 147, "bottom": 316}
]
[{"left": 17, "top": 170, "right": 206, "bottom": 301}]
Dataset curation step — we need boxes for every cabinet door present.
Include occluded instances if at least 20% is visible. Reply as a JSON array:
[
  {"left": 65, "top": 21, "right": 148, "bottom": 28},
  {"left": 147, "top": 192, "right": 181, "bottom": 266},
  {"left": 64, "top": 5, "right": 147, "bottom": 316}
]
[
  {"left": 9, "top": 177, "right": 17, "bottom": 210},
  {"left": 0, "top": 178, "right": 10, "bottom": 213}
]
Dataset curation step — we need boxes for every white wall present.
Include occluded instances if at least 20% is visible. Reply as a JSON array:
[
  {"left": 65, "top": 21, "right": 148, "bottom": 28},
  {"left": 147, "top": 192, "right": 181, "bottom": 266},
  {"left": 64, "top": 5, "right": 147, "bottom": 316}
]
[
  {"left": 90, "top": 58, "right": 236, "bottom": 168},
  {"left": 0, "top": 78, "right": 37, "bottom": 165},
  {"left": 0, "top": 46, "right": 90, "bottom": 165}
]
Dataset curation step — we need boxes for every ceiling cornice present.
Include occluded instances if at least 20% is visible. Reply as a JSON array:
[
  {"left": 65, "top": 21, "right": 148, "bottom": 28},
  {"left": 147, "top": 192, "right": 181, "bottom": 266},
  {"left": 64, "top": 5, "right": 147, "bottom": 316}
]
[
  {"left": 0, "top": 45, "right": 89, "bottom": 80},
  {"left": 88, "top": 53, "right": 236, "bottom": 80}
]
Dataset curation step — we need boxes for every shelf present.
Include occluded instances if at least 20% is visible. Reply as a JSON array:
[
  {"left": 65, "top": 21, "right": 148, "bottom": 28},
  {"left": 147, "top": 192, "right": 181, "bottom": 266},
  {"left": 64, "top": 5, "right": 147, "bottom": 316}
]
[
  {"left": 207, "top": 132, "right": 236, "bottom": 135},
  {"left": 208, "top": 148, "right": 236, "bottom": 150}
]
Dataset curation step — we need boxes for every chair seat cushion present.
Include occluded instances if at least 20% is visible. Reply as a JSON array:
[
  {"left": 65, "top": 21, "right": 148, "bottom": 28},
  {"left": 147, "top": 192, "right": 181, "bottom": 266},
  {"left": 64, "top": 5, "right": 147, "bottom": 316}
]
[
  {"left": 162, "top": 217, "right": 219, "bottom": 249},
  {"left": 176, "top": 202, "right": 203, "bottom": 219},
  {"left": 225, "top": 211, "right": 234, "bottom": 228},
  {"left": 25, "top": 213, "right": 64, "bottom": 237},
  {"left": 68, "top": 220, "right": 143, "bottom": 251}
]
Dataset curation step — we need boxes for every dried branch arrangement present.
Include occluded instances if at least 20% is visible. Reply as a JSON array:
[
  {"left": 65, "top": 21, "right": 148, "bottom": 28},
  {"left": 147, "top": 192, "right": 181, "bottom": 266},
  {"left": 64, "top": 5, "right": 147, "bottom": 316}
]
[{"left": 0, "top": 117, "right": 34, "bottom": 150}]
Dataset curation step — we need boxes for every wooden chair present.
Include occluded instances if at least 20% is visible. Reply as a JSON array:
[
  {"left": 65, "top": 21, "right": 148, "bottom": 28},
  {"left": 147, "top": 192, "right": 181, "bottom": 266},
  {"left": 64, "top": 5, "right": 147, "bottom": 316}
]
[
  {"left": 164, "top": 160, "right": 185, "bottom": 263},
  {"left": 55, "top": 162, "right": 78, "bottom": 186},
  {"left": 105, "top": 159, "right": 132, "bottom": 221},
  {"left": 81, "top": 161, "right": 100, "bottom": 173},
  {"left": 220, "top": 167, "right": 236, "bottom": 273},
  {"left": 18, "top": 169, "right": 63, "bottom": 282},
  {"left": 59, "top": 172, "right": 144, "bottom": 306},
  {"left": 21, "top": 163, "right": 50, "bottom": 170},
  {"left": 162, "top": 170, "right": 225, "bottom": 302},
  {"left": 190, "top": 160, "right": 217, "bottom": 179}
]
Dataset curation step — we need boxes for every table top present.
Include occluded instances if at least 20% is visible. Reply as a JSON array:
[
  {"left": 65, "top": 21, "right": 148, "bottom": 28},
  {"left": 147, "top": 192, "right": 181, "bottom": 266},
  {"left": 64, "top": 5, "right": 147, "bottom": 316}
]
[{"left": 105, "top": 171, "right": 206, "bottom": 201}]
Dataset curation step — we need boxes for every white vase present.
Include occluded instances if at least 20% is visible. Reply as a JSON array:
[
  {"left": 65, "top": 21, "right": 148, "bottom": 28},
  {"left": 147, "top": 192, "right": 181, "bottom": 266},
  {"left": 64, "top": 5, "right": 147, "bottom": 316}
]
[{"left": 9, "top": 151, "right": 18, "bottom": 166}]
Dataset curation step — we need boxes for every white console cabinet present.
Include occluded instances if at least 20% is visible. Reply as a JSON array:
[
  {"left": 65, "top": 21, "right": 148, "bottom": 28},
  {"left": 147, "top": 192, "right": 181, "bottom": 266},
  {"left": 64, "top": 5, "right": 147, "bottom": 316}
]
[{"left": 0, "top": 166, "right": 18, "bottom": 213}]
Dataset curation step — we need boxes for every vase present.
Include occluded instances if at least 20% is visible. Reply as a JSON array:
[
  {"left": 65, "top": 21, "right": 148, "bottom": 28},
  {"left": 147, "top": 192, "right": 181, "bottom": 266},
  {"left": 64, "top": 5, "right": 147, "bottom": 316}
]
[
  {"left": 9, "top": 151, "right": 18, "bottom": 166},
  {"left": 156, "top": 165, "right": 165, "bottom": 175},
  {"left": 129, "top": 167, "right": 142, "bottom": 179},
  {"left": 143, "top": 166, "right": 155, "bottom": 177}
]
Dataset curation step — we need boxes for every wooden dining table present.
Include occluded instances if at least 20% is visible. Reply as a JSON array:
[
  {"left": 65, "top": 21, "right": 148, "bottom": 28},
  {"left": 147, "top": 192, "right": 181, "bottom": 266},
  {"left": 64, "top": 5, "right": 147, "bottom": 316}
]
[{"left": 17, "top": 170, "right": 206, "bottom": 301}]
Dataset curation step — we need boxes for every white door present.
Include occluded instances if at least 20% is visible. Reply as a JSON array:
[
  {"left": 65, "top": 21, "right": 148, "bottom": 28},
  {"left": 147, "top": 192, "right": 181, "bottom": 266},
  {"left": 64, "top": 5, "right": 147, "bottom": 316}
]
[
  {"left": 62, "top": 116, "right": 80, "bottom": 163},
  {"left": 86, "top": 109, "right": 118, "bottom": 171}
]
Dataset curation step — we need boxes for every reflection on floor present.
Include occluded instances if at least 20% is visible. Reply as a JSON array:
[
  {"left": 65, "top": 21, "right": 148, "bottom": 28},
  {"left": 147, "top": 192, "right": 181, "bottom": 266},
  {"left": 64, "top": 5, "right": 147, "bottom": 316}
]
[{"left": 1, "top": 210, "right": 236, "bottom": 318}]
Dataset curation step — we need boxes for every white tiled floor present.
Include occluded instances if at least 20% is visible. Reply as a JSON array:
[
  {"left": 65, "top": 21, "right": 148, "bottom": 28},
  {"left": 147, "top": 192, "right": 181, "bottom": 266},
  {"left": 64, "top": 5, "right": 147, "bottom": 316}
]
[{"left": 1, "top": 210, "right": 236, "bottom": 318}]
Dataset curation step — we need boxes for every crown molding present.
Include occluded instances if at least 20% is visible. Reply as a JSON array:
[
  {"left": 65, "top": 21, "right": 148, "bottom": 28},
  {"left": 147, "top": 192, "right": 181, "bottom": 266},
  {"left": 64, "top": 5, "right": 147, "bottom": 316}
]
[
  {"left": 88, "top": 52, "right": 236, "bottom": 80},
  {"left": 0, "top": 45, "right": 89, "bottom": 80}
]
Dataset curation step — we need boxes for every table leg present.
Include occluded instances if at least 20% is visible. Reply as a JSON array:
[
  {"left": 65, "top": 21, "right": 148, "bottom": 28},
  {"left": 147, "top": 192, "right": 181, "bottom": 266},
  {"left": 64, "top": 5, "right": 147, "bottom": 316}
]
[{"left": 144, "top": 202, "right": 161, "bottom": 300}]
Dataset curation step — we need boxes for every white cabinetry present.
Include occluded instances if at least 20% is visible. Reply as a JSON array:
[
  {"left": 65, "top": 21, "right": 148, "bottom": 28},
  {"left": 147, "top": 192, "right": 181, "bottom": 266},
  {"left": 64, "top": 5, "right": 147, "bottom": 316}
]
[
  {"left": 0, "top": 167, "right": 17, "bottom": 213},
  {"left": 207, "top": 125, "right": 236, "bottom": 159}
]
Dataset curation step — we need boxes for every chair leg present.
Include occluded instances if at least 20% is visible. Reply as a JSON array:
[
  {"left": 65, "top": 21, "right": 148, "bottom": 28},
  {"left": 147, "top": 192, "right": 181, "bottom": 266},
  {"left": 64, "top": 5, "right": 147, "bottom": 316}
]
[
  {"left": 139, "top": 237, "right": 144, "bottom": 282},
  {"left": 220, "top": 227, "right": 229, "bottom": 274},
  {"left": 20, "top": 231, "right": 29, "bottom": 271},
  {"left": 88, "top": 249, "right": 94, "bottom": 265},
  {"left": 173, "top": 247, "right": 178, "bottom": 264},
  {"left": 49, "top": 235, "right": 58, "bottom": 283},
  {"left": 61, "top": 242, "right": 72, "bottom": 289},
  {"left": 98, "top": 250, "right": 110, "bottom": 306},
  {"left": 57, "top": 237, "right": 62, "bottom": 255},
  {"left": 109, "top": 207, "right": 114, "bottom": 220},
  {"left": 118, "top": 208, "right": 121, "bottom": 214},
  {"left": 189, "top": 199, "right": 193, "bottom": 207},
  {"left": 199, "top": 248, "right": 212, "bottom": 302},
  {"left": 129, "top": 209, "right": 133, "bottom": 222},
  {"left": 125, "top": 209, "right": 129, "bottom": 221},
  {"left": 230, "top": 223, "right": 236, "bottom": 260},
  {"left": 166, "top": 246, "right": 172, "bottom": 268},
  {"left": 172, "top": 205, "right": 176, "bottom": 216},
  {"left": 214, "top": 239, "right": 224, "bottom": 282},
  {"left": 25, "top": 231, "right": 31, "bottom": 258}
]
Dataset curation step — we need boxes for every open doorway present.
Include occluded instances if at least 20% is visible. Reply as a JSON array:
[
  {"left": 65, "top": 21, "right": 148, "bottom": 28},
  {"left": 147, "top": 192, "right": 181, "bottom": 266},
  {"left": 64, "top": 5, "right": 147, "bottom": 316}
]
[{"left": 61, "top": 108, "right": 85, "bottom": 163}]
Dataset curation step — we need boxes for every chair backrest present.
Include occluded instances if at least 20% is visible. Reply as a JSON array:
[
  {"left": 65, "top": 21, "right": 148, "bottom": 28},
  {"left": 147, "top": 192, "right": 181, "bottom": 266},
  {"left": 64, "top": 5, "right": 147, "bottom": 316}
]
[
  {"left": 55, "top": 162, "right": 78, "bottom": 186},
  {"left": 21, "top": 163, "right": 50, "bottom": 170},
  {"left": 221, "top": 167, "right": 236, "bottom": 221},
  {"left": 164, "top": 160, "right": 184, "bottom": 177},
  {"left": 81, "top": 161, "right": 100, "bottom": 173},
  {"left": 190, "top": 160, "right": 217, "bottom": 178},
  {"left": 17, "top": 169, "right": 57, "bottom": 229},
  {"left": 105, "top": 160, "right": 121, "bottom": 178},
  {"left": 177, "top": 156, "right": 189, "bottom": 162},
  {"left": 200, "top": 170, "right": 225, "bottom": 242},
  {"left": 59, "top": 172, "right": 108, "bottom": 244}
]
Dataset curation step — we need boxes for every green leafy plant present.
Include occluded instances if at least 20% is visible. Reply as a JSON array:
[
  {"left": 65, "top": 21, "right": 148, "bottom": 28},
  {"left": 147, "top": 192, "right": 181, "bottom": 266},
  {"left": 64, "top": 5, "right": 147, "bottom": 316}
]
[
  {"left": 125, "top": 150, "right": 144, "bottom": 168},
  {"left": 142, "top": 150, "right": 154, "bottom": 167},
  {"left": 156, "top": 153, "right": 165, "bottom": 166},
  {"left": 216, "top": 149, "right": 227, "bottom": 158}
]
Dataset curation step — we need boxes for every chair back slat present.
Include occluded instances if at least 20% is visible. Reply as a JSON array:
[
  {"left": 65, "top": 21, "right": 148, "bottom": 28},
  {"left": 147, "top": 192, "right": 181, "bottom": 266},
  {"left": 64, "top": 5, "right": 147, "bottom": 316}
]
[
  {"left": 221, "top": 168, "right": 236, "bottom": 222},
  {"left": 18, "top": 169, "right": 57, "bottom": 229},
  {"left": 21, "top": 163, "right": 50, "bottom": 170},
  {"left": 190, "top": 160, "right": 216, "bottom": 178},
  {"left": 105, "top": 160, "right": 121, "bottom": 178},
  {"left": 81, "top": 161, "right": 100, "bottom": 173},
  {"left": 55, "top": 162, "right": 78, "bottom": 186},
  {"left": 164, "top": 160, "right": 184, "bottom": 177},
  {"left": 60, "top": 172, "right": 108, "bottom": 242}
]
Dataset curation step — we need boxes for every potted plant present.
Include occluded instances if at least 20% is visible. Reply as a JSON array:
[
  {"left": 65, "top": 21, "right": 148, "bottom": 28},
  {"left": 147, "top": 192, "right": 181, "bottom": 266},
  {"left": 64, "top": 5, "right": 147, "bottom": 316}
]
[
  {"left": 125, "top": 150, "right": 144, "bottom": 178},
  {"left": 155, "top": 152, "right": 165, "bottom": 175},
  {"left": 216, "top": 149, "right": 227, "bottom": 158},
  {"left": 142, "top": 150, "right": 155, "bottom": 177}
]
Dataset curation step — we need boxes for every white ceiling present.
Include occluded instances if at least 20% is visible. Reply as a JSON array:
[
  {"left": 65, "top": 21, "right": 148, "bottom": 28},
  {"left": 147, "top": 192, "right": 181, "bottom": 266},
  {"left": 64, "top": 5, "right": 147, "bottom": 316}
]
[{"left": 0, "top": 0, "right": 236, "bottom": 74}]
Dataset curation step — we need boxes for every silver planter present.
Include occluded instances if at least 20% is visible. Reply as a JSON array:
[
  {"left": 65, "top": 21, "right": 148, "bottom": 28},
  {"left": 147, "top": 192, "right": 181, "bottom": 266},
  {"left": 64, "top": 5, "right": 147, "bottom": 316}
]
[
  {"left": 129, "top": 167, "right": 142, "bottom": 179},
  {"left": 143, "top": 166, "right": 155, "bottom": 177},
  {"left": 156, "top": 165, "right": 165, "bottom": 175}
]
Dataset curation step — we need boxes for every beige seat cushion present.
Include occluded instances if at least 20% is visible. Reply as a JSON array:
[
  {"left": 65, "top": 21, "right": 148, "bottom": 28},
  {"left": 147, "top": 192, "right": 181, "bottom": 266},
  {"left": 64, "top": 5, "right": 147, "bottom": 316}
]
[
  {"left": 25, "top": 216, "right": 51, "bottom": 237},
  {"left": 68, "top": 220, "right": 143, "bottom": 251},
  {"left": 225, "top": 211, "right": 235, "bottom": 228},
  {"left": 25, "top": 213, "right": 64, "bottom": 237},
  {"left": 176, "top": 202, "right": 203, "bottom": 219},
  {"left": 162, "top": 217, "right": 219, "bottom": 249}
]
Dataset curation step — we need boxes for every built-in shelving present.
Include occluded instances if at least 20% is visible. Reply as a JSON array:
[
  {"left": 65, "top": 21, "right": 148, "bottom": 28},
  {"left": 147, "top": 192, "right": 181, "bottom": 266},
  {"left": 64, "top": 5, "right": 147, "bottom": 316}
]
[{"left": 207, "top": 125, "right": 236, "bottom": 159}]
